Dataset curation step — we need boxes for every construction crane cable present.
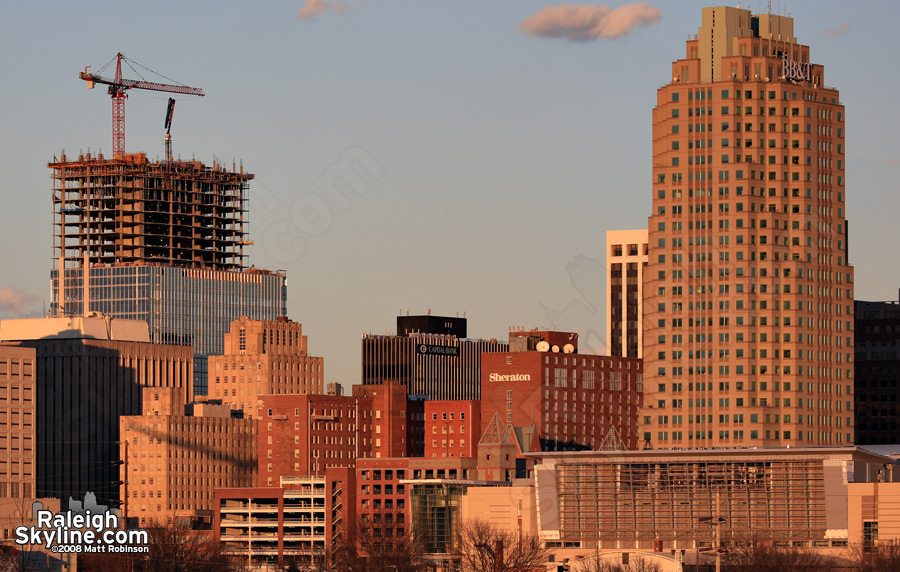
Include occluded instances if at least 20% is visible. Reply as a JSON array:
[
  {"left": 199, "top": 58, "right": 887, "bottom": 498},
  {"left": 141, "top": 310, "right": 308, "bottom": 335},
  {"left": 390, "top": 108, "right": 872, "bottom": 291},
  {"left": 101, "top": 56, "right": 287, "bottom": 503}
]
[
  {"left": 122, "top": 57, "right": 149, "bottom": 83},
  {"left": 122, "top": 54, "right": 191, "bottom": 87},
  {"left": 94, "top": 54, "right": 118, "bottom": 75}
]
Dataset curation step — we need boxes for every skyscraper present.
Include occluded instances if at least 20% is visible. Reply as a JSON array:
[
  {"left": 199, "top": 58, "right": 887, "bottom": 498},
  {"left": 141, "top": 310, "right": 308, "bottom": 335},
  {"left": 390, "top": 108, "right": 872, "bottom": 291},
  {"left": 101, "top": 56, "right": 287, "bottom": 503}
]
[
  {"left": 640, "top": 6, "right": 853, "bottom": 448},
  {"left": 606, "top": 229, "right": 648, "bottom": 359},
  {"left": 853, "top": 294, "right": 900, "bottom": 445},
  {"left": 49, "top": 152, "right": 287, "bottom": 395},
  {"left": 361, "top": 314, "right": 507, "bottom": 400}
]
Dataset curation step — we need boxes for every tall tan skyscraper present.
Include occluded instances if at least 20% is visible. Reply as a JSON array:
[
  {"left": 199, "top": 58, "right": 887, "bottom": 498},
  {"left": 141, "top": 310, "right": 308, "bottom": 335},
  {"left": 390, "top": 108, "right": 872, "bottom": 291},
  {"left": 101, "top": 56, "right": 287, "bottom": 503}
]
[{"left": 640, "top": 6, "right": 853, "bottom": 448}]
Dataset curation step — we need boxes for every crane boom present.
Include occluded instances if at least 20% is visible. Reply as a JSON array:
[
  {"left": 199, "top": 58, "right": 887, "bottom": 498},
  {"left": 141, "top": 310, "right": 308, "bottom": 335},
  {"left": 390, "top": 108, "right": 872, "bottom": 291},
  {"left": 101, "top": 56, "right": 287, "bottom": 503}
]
[
  {"left": 79, "top": 72, "right": 205, "bottom": 96},
  {"left": 78, "top": 53, "right": 204, "bottom": 157}
]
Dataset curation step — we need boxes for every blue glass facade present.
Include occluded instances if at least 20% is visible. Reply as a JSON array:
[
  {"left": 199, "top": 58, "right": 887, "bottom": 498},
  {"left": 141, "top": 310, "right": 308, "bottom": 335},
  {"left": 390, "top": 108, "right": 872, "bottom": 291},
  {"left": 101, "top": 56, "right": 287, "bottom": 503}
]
[{"left": 51, "top": 264, "right": 287, "bottom": 395}]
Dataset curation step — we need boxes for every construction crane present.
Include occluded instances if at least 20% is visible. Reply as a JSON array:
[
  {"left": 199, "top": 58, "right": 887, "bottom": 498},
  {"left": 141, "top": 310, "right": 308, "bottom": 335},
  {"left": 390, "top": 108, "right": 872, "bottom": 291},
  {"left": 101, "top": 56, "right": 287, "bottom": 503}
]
[
  {"left": 164, "top": 97, "right": 176, "bottom": 162},
  {"left": 79, "top": 52, "right": 204, "bottom": 157}
]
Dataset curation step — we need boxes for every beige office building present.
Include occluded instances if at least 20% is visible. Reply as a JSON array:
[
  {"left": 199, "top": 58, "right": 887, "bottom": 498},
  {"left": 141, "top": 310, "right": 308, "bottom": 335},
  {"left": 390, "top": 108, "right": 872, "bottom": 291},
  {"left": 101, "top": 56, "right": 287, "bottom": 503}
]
[
  {"left": 120, "top": 386, "right": 257, "bottom": 527},
  {"left": 641, "top": 6, "right": 853, "bottom": 448},
  {"left": 0, "top": 347, "right": 36, "bottom": 500},
  {"left": 606, "top": 229, "right": 648, "bottom": 359},
  {"left": 209, "top": 316, "right": 324, "bottom": 417},
  {"left": 0, "top": 316, "right": 192, "bottom": 508}
]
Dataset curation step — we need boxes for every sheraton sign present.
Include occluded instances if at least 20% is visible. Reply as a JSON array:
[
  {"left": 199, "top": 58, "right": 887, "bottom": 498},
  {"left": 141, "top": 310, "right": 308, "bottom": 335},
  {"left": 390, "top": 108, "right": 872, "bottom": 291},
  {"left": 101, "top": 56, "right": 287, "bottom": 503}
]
[
  {"left": 782, "top": 58, "right": 811, "bottom": 82},
  {"left": 489, "top": 373, "right": 532, "bottom": 382}
]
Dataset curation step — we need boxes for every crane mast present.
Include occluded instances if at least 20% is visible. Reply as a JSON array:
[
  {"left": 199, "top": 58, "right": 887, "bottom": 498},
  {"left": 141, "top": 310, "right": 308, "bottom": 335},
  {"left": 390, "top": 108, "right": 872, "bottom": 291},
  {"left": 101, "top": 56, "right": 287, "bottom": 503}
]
[{"left": 79, "top": 53, "right": 204, "bottom": 157}]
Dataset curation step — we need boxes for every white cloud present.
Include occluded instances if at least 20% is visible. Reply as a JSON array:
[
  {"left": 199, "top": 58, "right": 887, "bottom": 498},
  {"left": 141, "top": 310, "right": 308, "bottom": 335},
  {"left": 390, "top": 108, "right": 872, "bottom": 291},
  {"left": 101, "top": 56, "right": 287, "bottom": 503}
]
[
  {"left": 298, "top": 0, "right": 352, "bottom": 20},
  {"left": 821, "top": 20, "right": 851, "bottom": 39},
  {"left": 0, "top": 288, "right": 41, "bottom": 319},
  {"left": 519, "top": 3, "right": 661, "bottom": 43}
]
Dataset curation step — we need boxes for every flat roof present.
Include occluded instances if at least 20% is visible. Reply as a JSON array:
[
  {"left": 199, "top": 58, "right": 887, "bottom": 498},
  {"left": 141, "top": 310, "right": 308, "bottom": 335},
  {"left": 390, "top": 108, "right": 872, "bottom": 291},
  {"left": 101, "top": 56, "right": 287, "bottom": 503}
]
[
  {"left": 0, "top": 316, "right": 150, "bottom": 342},
  {"left": 528, "top": 446, "right": 895, "bottom": 463}
]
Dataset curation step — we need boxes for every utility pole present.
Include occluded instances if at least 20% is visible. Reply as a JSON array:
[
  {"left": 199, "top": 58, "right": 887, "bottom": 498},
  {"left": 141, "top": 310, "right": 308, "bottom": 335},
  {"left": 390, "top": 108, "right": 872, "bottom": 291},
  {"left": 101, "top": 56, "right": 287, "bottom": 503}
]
[
  {"left": 716, "top": 490, "right": 721, "bottom": 572},
  {"left": 698, "top": 490, "right": 726, "bottom": 572}
]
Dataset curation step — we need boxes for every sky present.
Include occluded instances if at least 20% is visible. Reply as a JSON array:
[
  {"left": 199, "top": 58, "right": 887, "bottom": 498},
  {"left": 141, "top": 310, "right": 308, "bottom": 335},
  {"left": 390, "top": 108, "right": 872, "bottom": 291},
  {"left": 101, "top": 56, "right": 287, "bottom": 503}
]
[{"left": 1, "top": 1, "right": 898, "bottom": 389}]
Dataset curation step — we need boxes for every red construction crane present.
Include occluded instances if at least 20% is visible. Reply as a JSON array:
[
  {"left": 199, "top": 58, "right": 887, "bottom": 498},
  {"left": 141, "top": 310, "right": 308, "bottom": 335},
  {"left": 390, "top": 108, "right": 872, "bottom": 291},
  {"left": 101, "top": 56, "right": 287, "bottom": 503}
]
[{"left": 79, "top": 52, "right": 204, "bottom": 157}]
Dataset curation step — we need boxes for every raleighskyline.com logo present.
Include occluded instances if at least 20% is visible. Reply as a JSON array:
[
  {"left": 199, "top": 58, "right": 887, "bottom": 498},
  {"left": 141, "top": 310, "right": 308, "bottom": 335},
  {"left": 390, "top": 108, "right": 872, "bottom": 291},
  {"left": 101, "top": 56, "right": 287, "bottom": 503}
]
[{"left": 15, "top": 501, "right": 148, "bottom": 554}]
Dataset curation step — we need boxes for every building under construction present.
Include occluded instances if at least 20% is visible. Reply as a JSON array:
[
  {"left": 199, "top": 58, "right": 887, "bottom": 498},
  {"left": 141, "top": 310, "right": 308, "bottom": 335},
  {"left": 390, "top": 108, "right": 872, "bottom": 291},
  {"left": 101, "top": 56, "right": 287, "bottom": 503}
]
[
  {"left": 48, "top": 152, "right": 287, "bottom": 396},
  {"left": 50, "top": 151, "right": 251, "bottom": 271}
]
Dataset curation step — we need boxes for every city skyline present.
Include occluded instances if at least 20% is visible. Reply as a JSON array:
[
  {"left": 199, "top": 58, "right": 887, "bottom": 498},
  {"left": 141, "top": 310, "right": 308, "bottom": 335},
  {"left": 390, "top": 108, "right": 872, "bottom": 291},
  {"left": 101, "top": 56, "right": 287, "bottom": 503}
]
[{"left": 0, "top": 1, "right": 898, "bottom": 389}]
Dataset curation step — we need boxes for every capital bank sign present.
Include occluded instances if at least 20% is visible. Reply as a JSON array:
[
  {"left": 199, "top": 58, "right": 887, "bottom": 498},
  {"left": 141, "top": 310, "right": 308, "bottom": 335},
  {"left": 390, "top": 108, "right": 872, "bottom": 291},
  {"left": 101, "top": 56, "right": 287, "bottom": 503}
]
[
  {"left": 416, "top": 344, "right": 459, "bottom": 357},
  {"left": 489, "top": 373, "right": 531, "bottom": 382},
  {"left": 782, "top": 58, "right": 811, "bottom": 82}
]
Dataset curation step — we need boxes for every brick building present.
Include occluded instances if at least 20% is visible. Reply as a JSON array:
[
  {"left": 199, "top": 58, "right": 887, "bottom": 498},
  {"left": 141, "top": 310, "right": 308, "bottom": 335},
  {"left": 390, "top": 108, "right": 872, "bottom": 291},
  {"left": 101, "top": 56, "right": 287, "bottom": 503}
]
[
  {"left": 352, "top": 381, "right": 417, "bottom": 458},
  {"left": 256, "top": 393, "right": 372, "bottom": 486},
  {"left": 481, "top": 330, "right": 643, "bottom": 450},
  {"left": 120, "top": 386, "right": 257, "bottom": 526},
  {"left": 423, "top": 400, "right": 481, "bottom": 459},
  {"left": 0, "top": 346, "right": 35, "bottom": 500},
  {"left": 356, "top": 420, "right": 520, "bottom": 545},
  {"left": 209, "top": 316, "right": 324, "bottom": 417}
]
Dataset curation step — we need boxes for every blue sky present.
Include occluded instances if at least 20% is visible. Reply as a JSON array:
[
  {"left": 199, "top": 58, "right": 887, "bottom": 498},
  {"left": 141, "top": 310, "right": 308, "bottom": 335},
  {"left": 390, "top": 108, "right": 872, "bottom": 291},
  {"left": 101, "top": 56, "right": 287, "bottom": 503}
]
[{"left": 1, "top": 1, "right": 898, "bottom": 387}]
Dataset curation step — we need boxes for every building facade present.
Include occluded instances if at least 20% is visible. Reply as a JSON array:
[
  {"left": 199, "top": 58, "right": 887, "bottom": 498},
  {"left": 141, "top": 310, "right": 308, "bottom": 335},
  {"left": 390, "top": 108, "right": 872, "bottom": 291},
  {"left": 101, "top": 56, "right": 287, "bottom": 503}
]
[
  {"left": 361, "top": 314, "right": 507, "bottom": 400},
  {"left": 51, "top": 264, "right": 287, "bottom": 395},
  {"left": 531, "top": 447, "right": 891, "bottom": 552},
  {"left": 854, "top": 295, "right": 900, "bottom": 445},
  {"left": 352, "top": 380, "right": 419, "bottom": 459},
  {"left": 423, "top": 400, "right": 481, "bottom": 459},
  {"left": 606, "top": 229, "right": 648, "bottom": 359},
  {"left": 209, "top": 317, "right": 324, "bottom": 417},
  {"left": 257, "top": 393, "right": 372, "bottom": 487},
  {"left": 481, "top": 330, "right": 643, "bottom": 451},
  {"left": 641, "top": 6, "right": 854, "bottom": 448},
  {"left": 120, "top": 387, "right": 257, "bottom": 527}
]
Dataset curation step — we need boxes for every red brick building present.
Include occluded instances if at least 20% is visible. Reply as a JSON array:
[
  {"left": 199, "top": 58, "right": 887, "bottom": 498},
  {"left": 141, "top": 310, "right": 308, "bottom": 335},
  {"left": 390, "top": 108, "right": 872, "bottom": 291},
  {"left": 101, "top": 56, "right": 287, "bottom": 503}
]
[
  {"left": 423, "top": 400, "right": 481, "bottom": 459},
  {"left": 257, "top": 394, "right": 373, "bottom": 486},
  {"left": 352, "top": 381, "right": 414, "bottom": 458},
  {"left": 481, "top": 330, "right": 643, "bottom": 450}
]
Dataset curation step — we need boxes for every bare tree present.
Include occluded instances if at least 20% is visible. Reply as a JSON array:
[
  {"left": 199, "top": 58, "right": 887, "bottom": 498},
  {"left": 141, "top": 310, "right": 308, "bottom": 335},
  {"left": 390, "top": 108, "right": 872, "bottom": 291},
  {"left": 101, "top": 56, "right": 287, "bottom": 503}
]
[
  {"left": 457, "top": 519, "right": 546, "bottom": 572},
  {"left": 80, "top": 522, "right": 245, "bottom": 572},
  {"left": 721, "top": 541, "right": 830, "bottom": 572},
  {"left": 575, "top": 550, "right": 662, "bottom": 572},
  {"left": 852, "top": 539, "right": 900, "bottom": 572},
  {"left": 332, "top": 520, "right": 427, "bottom": 572}
]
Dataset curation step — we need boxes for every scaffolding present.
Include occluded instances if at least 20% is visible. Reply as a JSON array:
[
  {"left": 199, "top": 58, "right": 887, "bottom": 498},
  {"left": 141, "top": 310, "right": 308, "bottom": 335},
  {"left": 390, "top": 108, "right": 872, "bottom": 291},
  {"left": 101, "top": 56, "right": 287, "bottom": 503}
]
[
  {"left": 555, "top": 458, "right": 827, "bottom": 549},
  {"left": 50, "top": 151, "right": 251, "bottom": 272}
]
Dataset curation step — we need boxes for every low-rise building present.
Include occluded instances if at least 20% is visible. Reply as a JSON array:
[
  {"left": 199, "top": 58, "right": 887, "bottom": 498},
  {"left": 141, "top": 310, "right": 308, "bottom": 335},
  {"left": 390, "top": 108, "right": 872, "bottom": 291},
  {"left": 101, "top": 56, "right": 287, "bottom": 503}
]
[{"left": 216, "top": 469, "right": 355, "bottom": 570}]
